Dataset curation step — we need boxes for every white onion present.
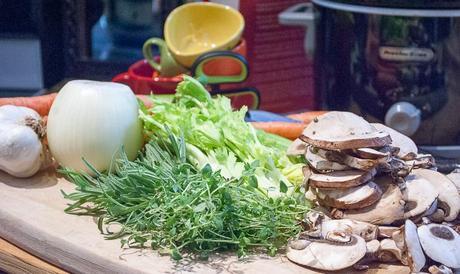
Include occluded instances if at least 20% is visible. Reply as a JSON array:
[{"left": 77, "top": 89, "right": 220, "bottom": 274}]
[{"left": 47, "top": 80, "right": 143, "bottom": 174}]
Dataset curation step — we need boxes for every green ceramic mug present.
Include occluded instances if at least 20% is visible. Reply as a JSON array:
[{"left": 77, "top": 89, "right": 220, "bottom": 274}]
[{"left": 142, "top": 38, "right": 188, "bottom": 77}]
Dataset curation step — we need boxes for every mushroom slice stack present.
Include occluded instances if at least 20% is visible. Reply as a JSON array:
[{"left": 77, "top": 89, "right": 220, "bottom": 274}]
[
  {"left": 413, "top": 169, "right": 460, "bottom": 221},
  {"left": 300, "top": 112, "right": 392, "bottom": 150},
  {"left": 402, "top": 174, "right": 439, "bottom": 220},
  {"left": 287, "top": 235, "right": 367, "bottom": 271},
  {"left": 313, "top": 181, "right": 382, "bottom": 209},
  {"left": 418, "top": 224, "right": 460, "bottom": 269}
]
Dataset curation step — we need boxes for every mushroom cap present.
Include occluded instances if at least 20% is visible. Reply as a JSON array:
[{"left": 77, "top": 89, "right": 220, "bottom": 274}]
[
  {"left": 413, "top": 169, "right": 460, "bottom": 221},
  {"left": 418, "top": 224, "right": 460, "bottom": 269},
  {"left": 321, "top": 219, "right": 378, "bottom": 241},
  {"left": 403, "top": 173, "right": 439, "bottom": 220},
  {"left": 372, "top": 123, "right": 418, "bottom": 159},
  {"left": 309, "top": 168, "right": 376, "bottom": 189},
  {"left": 286, "top": 235, "right": 367, "bottom": 271},
  {"left": 314, "top": 181, "right": 382, "bottom": 209},
  {"left": 405, "top": 219, "right": 426, "bottom": 273},
  {"left": 446, "top": 169, "right": 460, "bottom": 194},
  {"left": 341, "top": 176, "right": 405, "bottom": 225},
  {"left": 300, "top": 112, "right": 391, "bottom": 150},
  {"left": 305, "top": 146, "right": 350, "bottom": 172}
]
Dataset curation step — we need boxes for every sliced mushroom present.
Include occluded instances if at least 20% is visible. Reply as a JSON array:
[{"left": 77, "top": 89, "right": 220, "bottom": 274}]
[
  {"left": 378, "top": 226, "right": 401, "bottom": 238},
  {"left": 305, "top": 147, "right": 350, "bottom": 172},
  {"left": 300, "top": 112, "right": 392, "bottom": 150},
  {"left": 446, "top": 169, "right": 460, "bottom": 194},
  {"left": 287, "top": 138, "right": 307, "bottom": 156},
  {"left": 365, "top": 239, "right": 381, "bottom": 259},
  {"left": 403, "top": 174, "right": 439, "bottom": 220},
  {"left": 372, "top": 123, "right": 418, "bottom": 160},
  {"left": 406, "top": 154, "right": 435, "bottom": 169},
  {"left": 418, "top": 224, "right": 460, "bottom": 269},
  {"left": 404, "top": 220, "right": 426, "bottom": 272},
  {"left": 340, "top": 177, "right": 405, "bottom": 225},
  {"left": 320, "top": 219, "right": 378, "bottom": 241},
  {"left": 413, "top": 169, "right": 460, "bottom": 221},
  {"left": 351, "top": 147, "right": 391, "bottom": 160},
  {"left": 429, "top": 265, "right": 454, "bottom": 274},
  {"left": 314, "top": 181, "right": 382, "bottom": 209},
  {"left": 314, "top": 147, "right": 386, "bottom": 171},
  {"left": 309, "top": 168, "right": 376, "bottom": 189},
  {"left": 286, "top": 235, "right": 367, "bottom": 271},
  {"left": 378, "top": 238, "right": 403, "bottom": 263}
]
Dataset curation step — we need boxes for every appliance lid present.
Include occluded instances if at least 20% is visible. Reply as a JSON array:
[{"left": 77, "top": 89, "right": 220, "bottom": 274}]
[
  {"left": 313, "top": 0, "right": 460, "bottom": 16},
  {"left": 320, "top": 0, "right": 460, "bottom": 9}
]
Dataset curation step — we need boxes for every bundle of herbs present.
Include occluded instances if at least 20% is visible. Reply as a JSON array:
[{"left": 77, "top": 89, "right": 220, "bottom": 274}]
[{"left": 62, "top": 132, "right": 309, "bottom": 259}]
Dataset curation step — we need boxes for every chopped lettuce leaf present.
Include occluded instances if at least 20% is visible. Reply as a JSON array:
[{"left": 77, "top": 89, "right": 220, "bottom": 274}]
[{"left": 140, "top": 76, "right": 303, "bottom": 196}]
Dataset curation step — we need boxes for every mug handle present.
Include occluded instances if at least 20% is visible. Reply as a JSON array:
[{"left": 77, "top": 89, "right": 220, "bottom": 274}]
[
  {"left": 190, "top": 51, "right": 249, "bottom": 85},
  {"left": 142, "top": 38, "right": 166, "bottom": 72}
]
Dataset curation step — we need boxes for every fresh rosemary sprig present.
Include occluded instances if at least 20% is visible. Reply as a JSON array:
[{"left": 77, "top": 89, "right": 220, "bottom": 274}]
[{"left": 62, "top": 133, "right": 309, "bottom": 260}]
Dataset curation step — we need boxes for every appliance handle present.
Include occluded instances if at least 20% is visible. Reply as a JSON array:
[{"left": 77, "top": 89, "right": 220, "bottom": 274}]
[{"left": 278, "top": 3, "right": 316, "bottom": 56}]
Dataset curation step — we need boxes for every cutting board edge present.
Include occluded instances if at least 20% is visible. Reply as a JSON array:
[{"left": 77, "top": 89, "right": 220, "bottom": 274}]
[{"left": 0, "top": 191, "right": 144, "bottom": 274}]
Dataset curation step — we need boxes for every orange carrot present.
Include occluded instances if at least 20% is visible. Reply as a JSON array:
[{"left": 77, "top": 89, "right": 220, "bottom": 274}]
[
  {"left": 0, "top": 93, "right": 154, "bottom": 116},
  {"left": 251, "top": 122, "right": 307, "bottom": 140},
  {"left": 0, "top": 93, "right": 57, "bottom": 116},
  {"left": 287, "top": 111, "right": 328, "bottom": 124}
]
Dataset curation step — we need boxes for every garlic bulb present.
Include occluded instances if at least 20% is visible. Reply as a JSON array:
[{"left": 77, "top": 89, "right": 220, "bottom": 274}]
[
  {"left": 47, "top": 80, "right": 143, "bottom": 174},
  {"left": 0, "top": 105, "right": 44, "bottom": 177}
]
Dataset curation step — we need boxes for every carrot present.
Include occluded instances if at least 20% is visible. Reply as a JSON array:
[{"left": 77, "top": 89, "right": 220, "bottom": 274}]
[
  {"left": 0, "top": 93, "right": 154, "bottom": 116},
  {"left": 251, "top": 122, "right": 307, "bottom": 140},
  {"left": 0, "top": 93, "right": 57, "bottom": 116},
  {"left": 287, "top": 111, "right": 328, "bottom": 124}
]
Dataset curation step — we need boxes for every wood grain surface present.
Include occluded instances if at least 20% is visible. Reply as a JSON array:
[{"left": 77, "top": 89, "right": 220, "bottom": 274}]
[
  {"left": 0, "top": 238, "right": 66, "bottom": 274},
  {"left": 0, "top": 169, "right": 410, "bottom": 274}
]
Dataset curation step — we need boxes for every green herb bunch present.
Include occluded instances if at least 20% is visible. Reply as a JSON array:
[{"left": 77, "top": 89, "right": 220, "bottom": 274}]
[{"left": 62, "top": 133, "right": 309, "bottom": 260}]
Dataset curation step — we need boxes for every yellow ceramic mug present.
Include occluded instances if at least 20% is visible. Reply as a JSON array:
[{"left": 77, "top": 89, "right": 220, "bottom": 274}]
[
  {"left": 164, "top": 2, "right": 245, "bottom": 68},
  {"left": 142, "top": 38, "right": 188, "bottom": 77}
]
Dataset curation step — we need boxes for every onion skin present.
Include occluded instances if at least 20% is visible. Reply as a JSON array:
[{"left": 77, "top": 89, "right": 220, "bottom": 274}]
[{"left": 47, "top": 80, "right": 143, "bottom": 174}]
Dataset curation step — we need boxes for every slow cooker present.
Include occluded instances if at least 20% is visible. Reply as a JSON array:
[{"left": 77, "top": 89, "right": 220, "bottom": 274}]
[{"left": 279, "top": 0, "right": 460, "bottom": 159}]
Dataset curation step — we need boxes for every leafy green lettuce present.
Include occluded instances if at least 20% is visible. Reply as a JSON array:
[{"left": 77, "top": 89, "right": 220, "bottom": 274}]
[{"left": 139, "top": 75, "right": 304, "bottom": 197}]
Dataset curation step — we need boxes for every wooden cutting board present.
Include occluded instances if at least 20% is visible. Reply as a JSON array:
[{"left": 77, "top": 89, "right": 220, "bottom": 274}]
[{"left": 0, "top": 169, "right": 409, "bottom": 274}]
